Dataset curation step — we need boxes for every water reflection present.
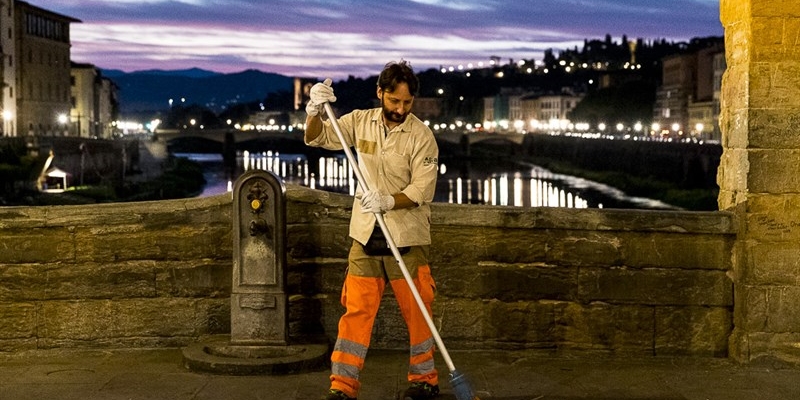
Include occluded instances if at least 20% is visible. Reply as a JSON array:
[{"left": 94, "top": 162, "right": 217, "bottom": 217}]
[
  {"left": 238, "top": 150, "right": 596, "bottom": 208},
  {"left": 184, "top": 150, "right": 675, "bottom": 210}
]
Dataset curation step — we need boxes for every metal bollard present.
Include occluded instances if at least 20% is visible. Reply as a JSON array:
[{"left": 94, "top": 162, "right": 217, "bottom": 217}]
[{"left": 231, "top": 169, "right": 287, "bottom": 345}]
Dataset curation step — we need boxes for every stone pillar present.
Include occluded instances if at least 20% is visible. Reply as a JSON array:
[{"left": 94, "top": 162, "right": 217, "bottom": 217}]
[
  {"left": 720, "top": 0, "right": 800, "bottom": 363},
  {"left": 231, "top": 169, "right": 287, "bottom": 345}
]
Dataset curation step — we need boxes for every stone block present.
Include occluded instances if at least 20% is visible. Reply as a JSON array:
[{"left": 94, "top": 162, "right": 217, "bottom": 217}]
[
  {"left": 437, "top": 262, "right": 578, "bottom": 301},
  {"left": 717, "top": 149, "right": 749, "bottom": 194},
  {"left": 45, "top": 261, "right": 159, "bottom": 300},
  {"left": 0, "top": 303, "right": 37, "bottom": 339},
  {"left": 0, "top": 264, "right": 49, "bottom": 301},
  {"left": 38, "top": 299, "right": 200, "bottom": 341},
  {"left": 745, "top": 242, "right": 800, "bottom": 285},
  {"left": 370, "top": 294, "right": 410, "bottom": 348},
  {"left": 751, "top": 1, "right": 800, "bottom": 18},
  {"left": 747, "top": 149, "right": 800, "bottom": 193},
  {"left": 195, "top": 298, "right": 231, "bottom": 335},
  {"left": 0, "top": 228, "right": 75, "bottom": 264},
  {"left": 288, "top": 296, "right": 323, "bottom": 336},
  {"left": 432, "top": 226, "right": 548, "bottom": 264},
  {"left": 752, "top": 18, "right": 794, "bottom": 62},
  {"left": 720, "top": 68, "right": 748, "bottom": 119},
  {"left": 0, "top": 207, "right": 47, "bottom": 229},
  {"left": 745, "top": 194, "right": 800, "bottom": 240},
  {"left": 578, "top": 267, "right": 732, "bottom": 306},
  {"left": 743, "top": 286, "right": 800, "bottom": 332},
  {"left": 74, "top": 224, "right": 230, "bottom": 263},
  {"left": 481, "top": 299, "right": 556, "bottom": 345},
  {"left": 751, "top": 62, "right": 800, "bottom": 109},
  {"left": 555, "top": 302, "right": 654, "bottom": 355},
  {"left": 546, "top": 231, "right": 622, "bottom": 267},
  {"left": 433, "top": 298, "right": 487, "bottom": 342},
  {"left": 155, "top": 260, "right": 231, "bottom": 297},
  {"left": 654, "top": 306, "right": 731, "bottom": 356},
  {"left": 286, "top": 224, "right": 350, "bottom": 259},
  {"left": 750, "top": 109, "right": 800, "bottom": 149},
  {"left": 621, "top": 232, "right": 733, "bottom": 270},
  {"left": 720, "top": 0, "right": 747, "bottom": 26},
  {"left": 746, "top": 332, "right": 800, "bottom": 364}
]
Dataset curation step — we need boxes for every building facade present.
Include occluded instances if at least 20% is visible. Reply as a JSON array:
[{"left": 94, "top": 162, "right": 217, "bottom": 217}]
[
  {"left": 69, "top": 63, "right": 96, "bottom": 138},
  {"left": 484, "top": 89, "right": 583, "bottom": 133},
  {"left": 1, "top": 0, "right": 15, "bottom": 136},
  {"left": 653, "top": 42, "right": 725, "bottom": 140},
  {"left": 70, "top": 62, "right": 118, "bottom": 138},
  {"left": 14, "top": 1, "right": 79, "bottom": 137}
]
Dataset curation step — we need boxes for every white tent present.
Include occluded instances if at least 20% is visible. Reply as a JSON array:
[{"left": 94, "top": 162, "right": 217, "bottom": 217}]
[{"left": 43, "top": 167, "right": 70, "bottom": 193}]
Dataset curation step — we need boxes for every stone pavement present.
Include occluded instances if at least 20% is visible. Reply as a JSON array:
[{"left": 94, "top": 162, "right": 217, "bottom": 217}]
[{"left": 0, "top": 347, "right": 798, "bottom": 400}]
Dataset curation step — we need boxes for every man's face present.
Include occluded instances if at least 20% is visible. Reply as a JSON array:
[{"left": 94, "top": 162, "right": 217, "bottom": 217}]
[{"left": 378, "top": 82, "right": 414, "bottom": 124}]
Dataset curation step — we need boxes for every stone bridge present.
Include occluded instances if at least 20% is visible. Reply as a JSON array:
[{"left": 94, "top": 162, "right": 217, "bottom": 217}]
[
  {"left": 155, "top": 127, "right": 524, "bottom": 149},
  {"left": 0, "top": 0, "right": 798, "bottom": 366}
]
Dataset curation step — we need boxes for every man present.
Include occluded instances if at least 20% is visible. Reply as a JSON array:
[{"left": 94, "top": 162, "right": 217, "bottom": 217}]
[{"left": 304, "top": 61, "right": 440, "bottom": 400}]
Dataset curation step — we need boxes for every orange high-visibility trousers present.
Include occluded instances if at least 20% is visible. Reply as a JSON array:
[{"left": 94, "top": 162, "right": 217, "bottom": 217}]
[{"left": 329, "top": 243, "right": 438, "bottom": 398}]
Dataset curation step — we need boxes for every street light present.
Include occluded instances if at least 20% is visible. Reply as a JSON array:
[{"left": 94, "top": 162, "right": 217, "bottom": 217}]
[
  {"left": 58, "top": 113, "right": 68, "bottom": 136},
  {"left": 1, "top": 110, "right": 11, "bottom": 136}
]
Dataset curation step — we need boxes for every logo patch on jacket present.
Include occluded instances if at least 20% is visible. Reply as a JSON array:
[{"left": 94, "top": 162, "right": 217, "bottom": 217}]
[
  {"left": 423, "top": 156, "right": 438, "bottom": 166},
  {"left": 358, "top": 140, "right": 376, "bottom": 155}
]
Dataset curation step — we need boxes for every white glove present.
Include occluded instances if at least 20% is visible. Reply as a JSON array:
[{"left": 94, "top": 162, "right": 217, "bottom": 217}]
[
  {"left": 305, "top": 78, "right": 336, "bottom": 117},
  {"left": 359, "top": 190, "right": 395, "bottom": 214}
]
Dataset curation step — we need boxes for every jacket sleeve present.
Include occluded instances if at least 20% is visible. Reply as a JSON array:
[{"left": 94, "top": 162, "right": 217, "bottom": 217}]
[
  {"left": 305, "top": 112, "right": 356, "bottom": 151},
  {"left": 401, "top": 130, "right": 439, "bottom": 206}
]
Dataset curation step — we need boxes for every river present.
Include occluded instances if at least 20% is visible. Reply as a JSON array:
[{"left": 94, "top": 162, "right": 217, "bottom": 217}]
[{"left": 177, "top": 151, "right": 676, "bottom": 210}]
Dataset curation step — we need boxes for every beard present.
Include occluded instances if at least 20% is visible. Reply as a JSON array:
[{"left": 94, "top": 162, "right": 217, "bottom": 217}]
[{"left": 381, "top": 101, "right": 407, "bottom": 124}]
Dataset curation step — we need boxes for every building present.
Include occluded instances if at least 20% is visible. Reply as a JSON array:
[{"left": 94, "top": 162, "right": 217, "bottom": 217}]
[
  {"left": 0, "top": 0, "right": 15, "bottom": 136},
  {"left": 14, "top": 1, "right": 80, "bottom": 136},
  {"left": 653, "top": 53, "right": 696, "bottom": 136},
  {"left": 70, "top": 62, "right": 119, "bottom": 138},
  {"left": 653, "top": 42, "right": 725, "bottom": 139},
  {"left": 484, "top": 89, "right": 583, "bottom": 133},
  {"left": 537, "top": 92, "right": 583, "bottom": 123},
  {"left": 711, "top": 51, "right": 726, "bottom": 142}
]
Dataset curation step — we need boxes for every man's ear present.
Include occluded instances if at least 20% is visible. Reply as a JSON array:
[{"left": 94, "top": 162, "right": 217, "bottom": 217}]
[{"left": 376, "top": 87, "right": 382, "bottom": 100}]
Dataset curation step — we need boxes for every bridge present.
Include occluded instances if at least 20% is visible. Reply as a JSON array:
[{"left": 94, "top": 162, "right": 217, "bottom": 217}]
[{"left": 155, "top": 127, "right": 526, "bottom": 148}]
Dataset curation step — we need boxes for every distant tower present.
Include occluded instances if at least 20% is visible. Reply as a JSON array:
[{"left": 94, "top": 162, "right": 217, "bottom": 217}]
[{"left": 628, "top": 39, "right": 638, "bottom": 66}]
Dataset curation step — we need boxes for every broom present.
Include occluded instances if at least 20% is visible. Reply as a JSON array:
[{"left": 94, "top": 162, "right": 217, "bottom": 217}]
[{"left": 323, "top": 102, "right": 480, "bottom": 400}]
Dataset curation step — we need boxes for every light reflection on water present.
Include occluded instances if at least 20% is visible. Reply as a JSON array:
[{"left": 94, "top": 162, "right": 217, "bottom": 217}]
[{"left": 179, "top": 151, "right": 676, "bottom": 210}]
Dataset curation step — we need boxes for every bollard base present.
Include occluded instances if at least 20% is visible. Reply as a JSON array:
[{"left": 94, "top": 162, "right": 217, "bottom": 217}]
[{"left": 182, "top": 335, "right": 329, "bottom": 375}]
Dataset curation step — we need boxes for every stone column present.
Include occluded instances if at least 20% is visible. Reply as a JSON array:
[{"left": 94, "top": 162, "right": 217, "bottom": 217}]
[{"left": 720, "top": 0, "right": 800, "bottom": 363}]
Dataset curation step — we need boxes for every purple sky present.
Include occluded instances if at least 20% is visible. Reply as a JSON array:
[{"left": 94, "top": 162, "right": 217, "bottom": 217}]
[{"left": 45, "top": 0, "right": 723, "bottom": 79}]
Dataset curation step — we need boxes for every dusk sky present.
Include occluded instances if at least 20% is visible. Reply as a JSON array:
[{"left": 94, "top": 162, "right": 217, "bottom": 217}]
[{"left": 46, "top": 0, "right": 723, "bottom": 80}]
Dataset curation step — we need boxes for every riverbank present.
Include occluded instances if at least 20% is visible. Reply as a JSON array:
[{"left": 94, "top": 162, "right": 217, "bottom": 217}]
[{"left": 0, "top": 137, "right": 206, "bottom": 206}]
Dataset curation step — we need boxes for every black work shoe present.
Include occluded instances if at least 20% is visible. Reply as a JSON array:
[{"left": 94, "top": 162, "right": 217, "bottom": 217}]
[
  {"left": 403, "top": 382, "right": 440, "bottom": 400},
  {"left": 322, "top": 389, "right": 357, "bottom": 400}
]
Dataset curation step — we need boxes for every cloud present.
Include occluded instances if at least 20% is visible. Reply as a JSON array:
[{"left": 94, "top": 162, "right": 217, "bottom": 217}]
[{"left": 50, "top": 0, "right": 723, "bottom": 78}]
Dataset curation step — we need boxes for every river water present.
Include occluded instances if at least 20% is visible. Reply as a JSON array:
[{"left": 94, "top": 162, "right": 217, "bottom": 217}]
[{"left": 178, "top": 151, "right": 676, "bottom": 210}]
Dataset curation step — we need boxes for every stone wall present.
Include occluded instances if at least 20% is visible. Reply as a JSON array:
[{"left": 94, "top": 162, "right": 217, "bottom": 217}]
[
  {"left": 0, "top": 186, "right": 736, "bottom": 357},
  {"left": 720, "top": 0, "right": 800, "bottom": 364}
]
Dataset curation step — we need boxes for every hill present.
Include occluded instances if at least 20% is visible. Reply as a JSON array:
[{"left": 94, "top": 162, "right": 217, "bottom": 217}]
[{"left": 105, "top": 68, "right": 294, "bottom": 114}]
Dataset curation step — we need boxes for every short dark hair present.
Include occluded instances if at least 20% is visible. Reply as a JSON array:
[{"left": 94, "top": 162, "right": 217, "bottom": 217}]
[{"left": 377, "top": 60, "right": 419, "bottom": 96}]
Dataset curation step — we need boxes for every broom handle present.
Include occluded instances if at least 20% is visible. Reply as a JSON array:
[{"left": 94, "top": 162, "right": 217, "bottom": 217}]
[{"left": 322, "top": 102, "right": 457, "bottom": 373}]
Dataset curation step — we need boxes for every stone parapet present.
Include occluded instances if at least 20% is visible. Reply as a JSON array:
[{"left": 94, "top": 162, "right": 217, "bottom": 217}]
[{"left": 0, "top": 186, "right": 735, "bottom": 358}]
